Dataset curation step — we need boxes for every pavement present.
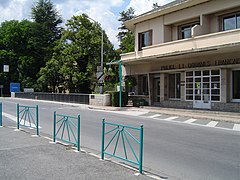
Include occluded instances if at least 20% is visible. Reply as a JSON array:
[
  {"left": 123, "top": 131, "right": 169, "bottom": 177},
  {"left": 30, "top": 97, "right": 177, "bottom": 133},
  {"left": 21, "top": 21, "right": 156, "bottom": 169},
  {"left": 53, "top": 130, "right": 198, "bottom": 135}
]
[
  {"left": 0, "top": 126, "right": 153, "bottom": 180},
  {"left": 9, "top": 97, "right": 240, "bottom": 123},
  {"left": 89, "top": 105, "right": 240, "bottom": 124}
]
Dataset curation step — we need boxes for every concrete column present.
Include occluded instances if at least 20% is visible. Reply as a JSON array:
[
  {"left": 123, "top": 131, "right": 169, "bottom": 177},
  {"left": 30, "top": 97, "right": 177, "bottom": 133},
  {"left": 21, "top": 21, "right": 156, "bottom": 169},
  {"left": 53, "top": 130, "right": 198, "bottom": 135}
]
[
  {"left": 221, "top": 69, "right": 227, "bottom": 103},
  {"left": 148, "top": 74, "right": 152, "bottom": 105},
  {"left": 160, "top": 73, "right": 165, "bottom": 101},
  {"left": 181, "top": 72, "right": 185, "bottom": 101}
]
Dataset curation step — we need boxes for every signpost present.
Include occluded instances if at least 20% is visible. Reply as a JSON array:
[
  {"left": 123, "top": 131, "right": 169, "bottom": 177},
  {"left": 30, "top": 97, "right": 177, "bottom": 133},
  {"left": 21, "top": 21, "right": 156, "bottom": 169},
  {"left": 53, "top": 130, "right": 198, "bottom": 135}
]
[
  {"left": 10, "top": 83, "right": 20, "bottom": 92},
  {"left": 3, "top": 65, "right": 9, "bottom": 72},
  {"left": 0, "top": 85, "right": 3, "bottom": 97}
]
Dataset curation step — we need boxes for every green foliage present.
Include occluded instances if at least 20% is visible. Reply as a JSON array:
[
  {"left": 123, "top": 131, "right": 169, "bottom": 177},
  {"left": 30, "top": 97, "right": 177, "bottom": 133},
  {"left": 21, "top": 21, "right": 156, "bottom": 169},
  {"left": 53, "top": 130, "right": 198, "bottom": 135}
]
[
  {"left": 31, "top": 0, "right": 63, "bottom": 66},
  {"left": 44, "top": 14, "right": 116, "bottom": 93},
  {"left": 111, "top": 91, "right": 128, "bottom": 107},
  {"left": 118, "top": 7, "right": 135, "bottom": 53},
  {"left": 125, "top": 75, "right": 137, "bottom": 88}
]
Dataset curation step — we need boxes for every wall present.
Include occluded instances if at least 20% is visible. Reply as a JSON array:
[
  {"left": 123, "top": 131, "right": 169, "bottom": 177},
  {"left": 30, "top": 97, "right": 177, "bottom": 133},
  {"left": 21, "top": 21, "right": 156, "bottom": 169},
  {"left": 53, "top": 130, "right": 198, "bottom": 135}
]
[{"left": 89, "top": 94, "right": 111, "bottom": 106}]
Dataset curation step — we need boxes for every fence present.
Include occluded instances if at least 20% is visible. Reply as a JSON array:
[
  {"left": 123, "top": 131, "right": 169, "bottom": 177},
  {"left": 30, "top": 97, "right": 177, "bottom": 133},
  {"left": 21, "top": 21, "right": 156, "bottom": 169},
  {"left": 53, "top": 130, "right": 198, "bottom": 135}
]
[
  {"left": 17, "top": 104, "right": 39, "bottom": 135},
  {"left": 101, "top": 119, "right": 144, "bottom": 173},
  {"left": 0, "top": 103, "right": 2, "bottom": 127},
  {"left": 53, "top": 112, "right": 81, "bottom": 151},
  {"left": 14, "top": 92, "right": 89, "bottom": 105}
]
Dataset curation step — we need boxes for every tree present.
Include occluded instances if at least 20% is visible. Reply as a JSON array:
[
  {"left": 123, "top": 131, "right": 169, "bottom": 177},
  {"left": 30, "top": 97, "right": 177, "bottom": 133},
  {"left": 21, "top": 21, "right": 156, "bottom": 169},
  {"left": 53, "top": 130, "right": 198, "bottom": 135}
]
[
  {"left": 38, "top": 14, "right": 116, "bottom": 93},
  {"left": 117, "top": 7, "right": 135, "bottom": 53},
  {"left": 31, "top": 0, "right": 63, "bottom": 65},
  {"left": 0, "top": 20, "right": 38, "bottom": 93}
]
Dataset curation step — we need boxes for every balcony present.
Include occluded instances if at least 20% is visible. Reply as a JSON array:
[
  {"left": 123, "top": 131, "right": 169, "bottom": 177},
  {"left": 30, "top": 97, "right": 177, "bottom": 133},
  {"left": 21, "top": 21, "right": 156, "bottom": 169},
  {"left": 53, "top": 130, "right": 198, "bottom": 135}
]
[{"left": 121, "top": 29, "right": 240, "bottom": 62}]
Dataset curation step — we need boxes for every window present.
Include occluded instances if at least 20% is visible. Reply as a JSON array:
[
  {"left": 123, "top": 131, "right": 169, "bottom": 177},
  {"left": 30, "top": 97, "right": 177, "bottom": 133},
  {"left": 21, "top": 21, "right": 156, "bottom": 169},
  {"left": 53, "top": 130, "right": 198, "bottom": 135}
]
[
  {"left": 232, "top": 70, "right": 240, "bottom": 100},
  {"left": 138, "top": 30, "right": 152, "bottom": 51},
  {"left": 179, "top": 22, "right": 199, "bottom": 39},
  {"left": 223, "top": 13, "right": 240, "bottom": 31},
  {"left": 185, "top": 70, "right": 221, "bottom": 102},
  {"left": 138, "top": 75, "right": 149, "bottom": 95},
  {"left": 169, "top": 73, "right": 180, "bottom": 99}
]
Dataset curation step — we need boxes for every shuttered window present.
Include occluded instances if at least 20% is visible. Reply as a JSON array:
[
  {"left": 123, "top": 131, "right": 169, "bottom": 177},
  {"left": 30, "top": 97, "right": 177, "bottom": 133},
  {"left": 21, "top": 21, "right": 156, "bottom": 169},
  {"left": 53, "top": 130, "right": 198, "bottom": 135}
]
[{"left": 138, "top": 30, "right": 152, "bottom": 51}]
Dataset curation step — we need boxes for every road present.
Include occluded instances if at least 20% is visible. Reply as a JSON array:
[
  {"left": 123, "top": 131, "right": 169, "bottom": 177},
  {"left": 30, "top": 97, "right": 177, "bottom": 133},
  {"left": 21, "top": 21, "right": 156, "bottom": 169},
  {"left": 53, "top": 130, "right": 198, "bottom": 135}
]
[{"left": 1, "top": 98, "right": 240, "bottom": 180}]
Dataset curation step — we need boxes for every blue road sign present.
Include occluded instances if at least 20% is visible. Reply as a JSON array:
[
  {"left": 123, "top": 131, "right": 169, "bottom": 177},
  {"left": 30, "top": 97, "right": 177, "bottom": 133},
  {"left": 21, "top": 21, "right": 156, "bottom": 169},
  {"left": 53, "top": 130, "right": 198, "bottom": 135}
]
[{"left": 10, "top": 83, "right": 20, "bottom": 92}]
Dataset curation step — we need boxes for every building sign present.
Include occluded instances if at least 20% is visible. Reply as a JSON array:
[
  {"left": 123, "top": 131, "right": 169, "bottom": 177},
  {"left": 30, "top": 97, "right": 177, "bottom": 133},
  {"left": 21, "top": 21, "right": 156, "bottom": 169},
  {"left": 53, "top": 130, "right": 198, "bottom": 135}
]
[
  {"left": 10, "top": 83, "right": 20, "bottom": 92},
  {"left": 160, "top": 58, "right": 240, "bottom": 71}
]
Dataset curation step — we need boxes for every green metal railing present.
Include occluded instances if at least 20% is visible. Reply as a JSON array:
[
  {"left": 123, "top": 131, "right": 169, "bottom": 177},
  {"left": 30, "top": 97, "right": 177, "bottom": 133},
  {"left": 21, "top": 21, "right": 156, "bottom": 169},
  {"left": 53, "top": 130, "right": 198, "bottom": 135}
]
[
  {"left": 0, "top": 103, "right": 2, "bottom": 127},
  {"left": 17, "top": 104, "right": 39, "bottom": 135},
  {"left": 101, "top": 119, "right": 144, "bottom": 173},
  {"left": 53, "top": 112, "right": 80, "bottom": 151}
]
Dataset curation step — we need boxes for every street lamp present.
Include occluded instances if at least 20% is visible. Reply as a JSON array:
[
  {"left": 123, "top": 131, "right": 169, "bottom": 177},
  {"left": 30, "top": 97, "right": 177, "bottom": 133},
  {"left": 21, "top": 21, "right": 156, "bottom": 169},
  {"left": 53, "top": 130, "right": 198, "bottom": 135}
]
[{"left": 86, "top": 15, "right": 104, "bottom": 94}]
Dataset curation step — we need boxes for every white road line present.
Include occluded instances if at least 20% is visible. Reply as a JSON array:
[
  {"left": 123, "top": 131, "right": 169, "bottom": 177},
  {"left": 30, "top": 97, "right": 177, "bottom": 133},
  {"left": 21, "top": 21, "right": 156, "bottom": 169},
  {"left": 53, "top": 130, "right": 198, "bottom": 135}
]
[
  {"left": 184, "top": 118, "right": 197, "bottom": 123},
  {"left": 2, "top": 112, "right": 42, "bottom": 128},
  {"left": 163, "top": 116, "right": 179, "bottom": 121},
  {"left": 233, "top": 124, "right": 240, "bottom": 131},
  {"left": 206, "top": 121, "right": 219, "bottom": 127},
  {"left": 148, "top": 114, "right": 162, "bottom": 118}
]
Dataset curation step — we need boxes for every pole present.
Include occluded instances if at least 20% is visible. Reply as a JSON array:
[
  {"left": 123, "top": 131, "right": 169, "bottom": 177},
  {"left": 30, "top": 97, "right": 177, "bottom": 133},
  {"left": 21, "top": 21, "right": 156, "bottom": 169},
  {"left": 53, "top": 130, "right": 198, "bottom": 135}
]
[
  {"left": 0, "top": 103, "right": 2, "bottom": 127},
  {"left": 139, "top": 124, "right": 144, "bottom": 173},
  {"left": 77, "top": 114, "right": 81, "bottom": 151},
  {"left": 101, "top": 118, "right": 105, "bottom": 160},
  {"left": 119, "top": 61, "right": 122, "bottom": 107},
  {"left": 36, "top": 105, "right": 39, "bottom": 136},
  {"left": 53, "top": 111, "right": 56, "bottom": 142},
  {"left": 100, "top": 29, "right": 104, "bottom": 94},
  {"left": 17, "top": 104, "right": 19, "bottom": 129}
]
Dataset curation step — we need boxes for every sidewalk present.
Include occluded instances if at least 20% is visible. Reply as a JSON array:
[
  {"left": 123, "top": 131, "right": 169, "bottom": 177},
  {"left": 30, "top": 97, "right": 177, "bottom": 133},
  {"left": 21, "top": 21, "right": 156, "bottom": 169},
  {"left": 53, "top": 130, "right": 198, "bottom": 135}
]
[
  {"left": 0, "top": 126, "right": 152, "bottom": 180},
  {"left": 89, "top": 105, "right": 240, "bottom": 123}
]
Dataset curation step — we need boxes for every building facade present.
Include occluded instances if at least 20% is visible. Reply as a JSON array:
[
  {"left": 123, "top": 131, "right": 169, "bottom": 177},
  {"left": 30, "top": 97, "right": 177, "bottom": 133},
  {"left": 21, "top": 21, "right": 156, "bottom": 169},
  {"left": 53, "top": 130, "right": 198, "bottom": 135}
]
[{"left": 120, "top": 0, "right": 240, "bottom": 111}]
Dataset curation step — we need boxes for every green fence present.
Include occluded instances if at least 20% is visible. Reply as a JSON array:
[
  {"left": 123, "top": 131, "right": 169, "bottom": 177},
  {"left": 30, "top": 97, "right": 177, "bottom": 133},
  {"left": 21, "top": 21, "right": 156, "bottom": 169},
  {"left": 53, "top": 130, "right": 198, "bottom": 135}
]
[
  {"left": 101, "top": 119, "right": 144, "bottom": 173},
  {"left": 0, "top": 103, "right": 2, "bottom": 127},
  {"left": 17, "top": 104, "right": 39, "bottom": 135},
  {"left": 53, "top": 112, "right": 81, "bottom": 151}
]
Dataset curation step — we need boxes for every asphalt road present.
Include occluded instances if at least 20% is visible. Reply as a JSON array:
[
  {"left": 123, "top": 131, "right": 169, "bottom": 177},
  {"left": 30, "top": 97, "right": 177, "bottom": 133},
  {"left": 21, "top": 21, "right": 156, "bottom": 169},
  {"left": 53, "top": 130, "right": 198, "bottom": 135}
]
[{"left": 1, "top": 98, "right": 240, "bottom": 180}]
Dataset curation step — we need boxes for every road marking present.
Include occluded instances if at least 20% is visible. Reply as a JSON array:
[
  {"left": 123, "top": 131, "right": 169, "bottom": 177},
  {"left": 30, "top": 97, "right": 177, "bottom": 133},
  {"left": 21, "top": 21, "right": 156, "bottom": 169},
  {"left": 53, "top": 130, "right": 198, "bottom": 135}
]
[
  {"left": 148, "top": 114, "right": 162, "bottom": 118},
  {"left": 184, "top": 118, "right": 197, "bottom": 123},
  {"left": 2, "top": 112, "right": 42, "bottom": 128},
  {"left": 206, "top": 121, "right": 218, "bottom": 127},
  {"left": 233, "top": 124, "right": 240, "bottom": 131},
  {"left": 162, "top": 116, "right": 179, "bottom": 121}
]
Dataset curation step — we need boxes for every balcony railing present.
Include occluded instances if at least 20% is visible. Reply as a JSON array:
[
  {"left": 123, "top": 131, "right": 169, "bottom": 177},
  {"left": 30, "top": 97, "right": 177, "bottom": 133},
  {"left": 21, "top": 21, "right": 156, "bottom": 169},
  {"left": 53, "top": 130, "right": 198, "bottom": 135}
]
[{"left": 121, "top": 29, "right": 240, "bottom": 61}]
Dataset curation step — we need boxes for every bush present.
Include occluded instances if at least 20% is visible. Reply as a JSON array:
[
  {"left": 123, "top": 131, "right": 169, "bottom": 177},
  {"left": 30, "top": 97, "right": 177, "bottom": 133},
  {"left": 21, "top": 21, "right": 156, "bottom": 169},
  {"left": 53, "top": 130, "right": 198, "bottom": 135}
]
[
  {"left": 132, "top": 99, "right": 148, "bottom": 107},
  {"left": 111, "top": 91, "right": 128, "bottom": 107}
]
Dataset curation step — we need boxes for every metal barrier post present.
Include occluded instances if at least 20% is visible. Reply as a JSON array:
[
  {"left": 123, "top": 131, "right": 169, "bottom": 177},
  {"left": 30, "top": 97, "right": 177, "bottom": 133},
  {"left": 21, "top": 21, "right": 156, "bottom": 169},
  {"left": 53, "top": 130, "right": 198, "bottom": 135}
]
[
  {"left": 101, "top": 118, "right": 105, "bottom": 160},
  {"left": 77, "top": 114, "right": 80, "bottom": 151},
  {"left": 53, "top": 111, "right": 56, "bottom": 142},
  {"left": 139, "top": 124, "right": 144, "bottom": 173},
  {"left": 36, "top": 105, "right": 39, "bottom": 135},
  {"left": 0, "top": 103, "right": 2, "bottom": 127},
  {"left": 17, "top": 104, "right": 19, "bottom": 129}
]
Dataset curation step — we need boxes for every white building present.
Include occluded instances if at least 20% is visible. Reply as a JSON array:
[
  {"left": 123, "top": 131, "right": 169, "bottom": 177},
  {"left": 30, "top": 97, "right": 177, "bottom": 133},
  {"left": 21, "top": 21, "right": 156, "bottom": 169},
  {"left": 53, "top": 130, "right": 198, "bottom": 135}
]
[{"left": 121, "top": 0, "right": 240, "bottom": 111}]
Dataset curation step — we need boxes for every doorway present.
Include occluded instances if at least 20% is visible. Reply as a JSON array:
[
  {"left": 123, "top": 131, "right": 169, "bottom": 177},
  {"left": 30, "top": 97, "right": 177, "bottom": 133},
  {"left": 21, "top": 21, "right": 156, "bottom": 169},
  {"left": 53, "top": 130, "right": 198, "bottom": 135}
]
[
  {"left": 186, "top": 70, "right": 220, "bottom": 109},
  {"left": 153, "top": 78, "right": 160, "bottom": 103}
]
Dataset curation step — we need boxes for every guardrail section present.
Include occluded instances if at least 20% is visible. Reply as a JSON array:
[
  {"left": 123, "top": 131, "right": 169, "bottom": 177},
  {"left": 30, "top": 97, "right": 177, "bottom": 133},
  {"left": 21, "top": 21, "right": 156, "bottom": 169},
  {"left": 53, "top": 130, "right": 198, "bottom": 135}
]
[
  {"left": 101, "top": 119, "right": 144, "bottom": 173},
  {"left": 53, "top": 112, "right": 80, "bottom": 151},
  {"left": 17, "top": 104, "right": 39, "bottom": 135}
]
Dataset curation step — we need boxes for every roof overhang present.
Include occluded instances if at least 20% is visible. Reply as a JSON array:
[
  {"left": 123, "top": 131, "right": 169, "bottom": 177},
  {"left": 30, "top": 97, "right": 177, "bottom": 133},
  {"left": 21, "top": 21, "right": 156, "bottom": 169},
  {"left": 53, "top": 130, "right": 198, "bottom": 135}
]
[
  {"left": 121, "top": 43, "right": 240, "bottom": 65},
  {"left": 124, "top": 0, "right": 210, "bottom": 31}
]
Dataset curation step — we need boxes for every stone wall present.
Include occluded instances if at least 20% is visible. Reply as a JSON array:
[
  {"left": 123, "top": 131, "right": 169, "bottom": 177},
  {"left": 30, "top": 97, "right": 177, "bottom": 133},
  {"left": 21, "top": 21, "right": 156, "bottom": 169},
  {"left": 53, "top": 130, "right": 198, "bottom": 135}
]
[
  {"left": 211, "top": 102, "right": 240, "bottom": 112},
  {"left": 159, "top": 100, "right": 193, "bottom": 109},
  {"left": 89, "top": 94, "right": 111, "bottom": 106}
]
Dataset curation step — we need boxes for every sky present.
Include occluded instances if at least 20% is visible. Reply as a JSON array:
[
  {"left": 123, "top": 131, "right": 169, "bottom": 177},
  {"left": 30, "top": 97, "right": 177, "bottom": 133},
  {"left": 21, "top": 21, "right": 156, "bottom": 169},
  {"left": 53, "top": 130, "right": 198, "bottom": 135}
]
[{"left": 0, "top": 0, "right": 173, "bottom": 48}]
